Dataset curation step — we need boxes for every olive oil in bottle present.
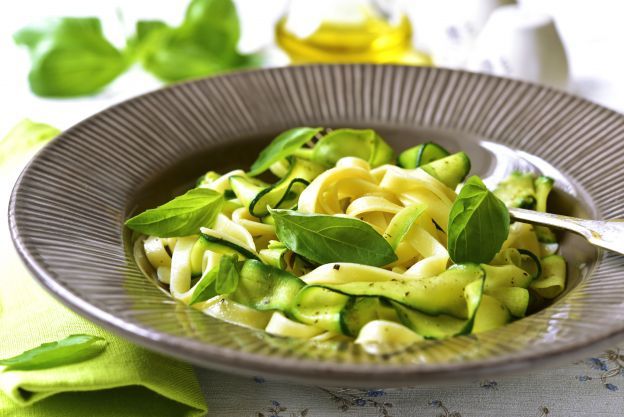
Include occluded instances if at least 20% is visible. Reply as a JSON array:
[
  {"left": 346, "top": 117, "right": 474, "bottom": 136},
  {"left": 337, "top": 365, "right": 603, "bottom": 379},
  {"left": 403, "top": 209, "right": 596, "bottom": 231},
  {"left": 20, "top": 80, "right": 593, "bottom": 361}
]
[{"left": 275, "top": 1, "right": 432, "bottom": 65}]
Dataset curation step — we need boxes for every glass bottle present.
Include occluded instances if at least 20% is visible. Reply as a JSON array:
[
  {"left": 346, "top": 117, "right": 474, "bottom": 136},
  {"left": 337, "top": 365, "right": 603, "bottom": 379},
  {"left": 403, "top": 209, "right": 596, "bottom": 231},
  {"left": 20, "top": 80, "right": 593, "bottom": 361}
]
[{"left": 275, "top": 0, "right": 432, "bottom": 65}]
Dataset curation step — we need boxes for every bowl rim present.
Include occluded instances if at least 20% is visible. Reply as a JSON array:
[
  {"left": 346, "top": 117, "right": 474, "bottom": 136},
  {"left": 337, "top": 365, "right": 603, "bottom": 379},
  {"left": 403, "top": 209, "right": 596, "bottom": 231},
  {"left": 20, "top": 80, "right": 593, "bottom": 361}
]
[{"left": 9, "top": 64, "right": 624, "bottom": 386}]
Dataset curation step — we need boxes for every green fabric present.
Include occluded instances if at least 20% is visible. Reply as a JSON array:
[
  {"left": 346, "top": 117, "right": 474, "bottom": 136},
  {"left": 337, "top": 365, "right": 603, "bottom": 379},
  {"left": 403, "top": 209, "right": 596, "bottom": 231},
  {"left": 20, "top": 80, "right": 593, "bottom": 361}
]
[{"left": 0, "top": 124, "right": 208, "bottom": 416}]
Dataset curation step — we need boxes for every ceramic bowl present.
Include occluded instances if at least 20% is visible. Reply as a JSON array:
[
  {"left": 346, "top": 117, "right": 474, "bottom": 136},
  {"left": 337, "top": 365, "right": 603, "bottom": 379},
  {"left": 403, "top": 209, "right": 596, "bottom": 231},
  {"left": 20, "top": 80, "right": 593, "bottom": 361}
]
[{"left": 9, "top": 65, "right": 624, "bottom": 386}]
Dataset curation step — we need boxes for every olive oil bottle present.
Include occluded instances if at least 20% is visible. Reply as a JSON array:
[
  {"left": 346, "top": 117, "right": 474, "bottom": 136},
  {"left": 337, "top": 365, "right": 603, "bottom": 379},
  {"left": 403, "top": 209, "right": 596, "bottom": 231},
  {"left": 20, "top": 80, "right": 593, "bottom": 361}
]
[{"left": 275, "top": 1, "right": 432, "bottom": 65}]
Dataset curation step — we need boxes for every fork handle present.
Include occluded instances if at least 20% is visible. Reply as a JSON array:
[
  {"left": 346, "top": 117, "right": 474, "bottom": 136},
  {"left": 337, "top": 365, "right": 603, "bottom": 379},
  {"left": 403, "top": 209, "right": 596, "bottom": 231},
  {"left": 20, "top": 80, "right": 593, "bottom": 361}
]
[{"left": 509, "top": 208, "right": 624, "bottom": 256}]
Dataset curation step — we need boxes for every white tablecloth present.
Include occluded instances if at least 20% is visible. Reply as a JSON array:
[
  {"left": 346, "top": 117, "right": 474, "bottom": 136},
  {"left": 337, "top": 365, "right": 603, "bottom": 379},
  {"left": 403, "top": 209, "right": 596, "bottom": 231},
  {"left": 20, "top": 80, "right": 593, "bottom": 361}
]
[{"left": 196, "top": 351, "right": 624, "bottom": 416}]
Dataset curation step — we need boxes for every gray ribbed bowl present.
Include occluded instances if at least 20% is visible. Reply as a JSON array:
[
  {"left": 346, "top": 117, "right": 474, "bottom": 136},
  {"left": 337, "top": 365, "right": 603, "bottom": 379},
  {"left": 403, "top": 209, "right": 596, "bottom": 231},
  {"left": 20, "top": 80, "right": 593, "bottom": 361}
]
[{"left": 9, "top": 65, "right": 624, "bottom": 387}]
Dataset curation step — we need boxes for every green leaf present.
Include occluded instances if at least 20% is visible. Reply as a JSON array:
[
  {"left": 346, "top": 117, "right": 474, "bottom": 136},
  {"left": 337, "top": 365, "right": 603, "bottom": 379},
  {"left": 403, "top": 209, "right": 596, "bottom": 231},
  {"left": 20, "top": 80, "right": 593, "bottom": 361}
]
[
  {"left": 270, "top": 209, "right": 398, "bottom": 266},
  {"left": 189, "top": 265, "right": 219, "bottom": 305},
  {"left": 126, "top": 20, "right": 170, "bottom": 61},
  {"left": 0, "top": 334, "right": 107, "bottom": 370},
  {"left": 0, "top": 119, "right": 59, "bottom": 165},
  {"left": 125, "top": 188, "right": 224, "bottom": 237},
  {"left": 248, "top": 127, "right": 322, "bottom": 176},
  {"left": 14, "top": 18, "right": 128, "bottom": 97},
  {"left": 137, "top": 0, "right": 259, "bottom": 82},
  {"left": 135, "top": 20, "right": 169, "bottom": 45},
  {"left": 312, "top": 129, "right": 395, "bottom": 168},
  {"left": 179, "top": 0, "right": 241, "bottom": 54},
  {"left": 448, "top": 176, "right": 510, "bottom": 264},
  {"left": 215, "top": 254, "right": 240, "bottom": 294}
]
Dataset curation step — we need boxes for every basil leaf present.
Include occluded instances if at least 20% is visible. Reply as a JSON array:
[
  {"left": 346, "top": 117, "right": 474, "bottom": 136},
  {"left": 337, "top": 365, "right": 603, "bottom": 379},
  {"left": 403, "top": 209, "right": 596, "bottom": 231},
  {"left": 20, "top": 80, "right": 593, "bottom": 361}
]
[
  {"left": 270, "top": 209, "right": 398, "bottom": 266},
  {"left": 312, "top": 128, "right": 395, "bottom": 168},
  {"left": 137, "top": 0, "right": 259, "bottom": 82},
  {"left": 448, "top": 176, "right": 510, "bottom": 264},
  {"left": 125, "top": 188, "right": 224, "bottom": 237},
  {"left": 127, "top": 20, "right": 169, "bottom": 60},
  {"left": 0, "top": 119, "right": 59, "bottom": 165},
  {"left": 179, "top": 0, "right": 240, "bottom": 52},
  {"left": 14, "top": 18, "right": 128, "bottom": 97},
  {"left": 215, "top": 255, "right": 240, "bottom": 294},
  {"left": 248, "top": 127, "right": 322, "bottom": 176},
  {"left": 0, "top": 334, "right": 107, "bottom": 370},
  {"left": 135, "top": 20, "right": 169, "bottom": 46},
  {"left": 190, "top": 254, "right": 242, "bottom": 304},
  {"left": 190, "top": 265, "right": 219, "bottom": 305}
]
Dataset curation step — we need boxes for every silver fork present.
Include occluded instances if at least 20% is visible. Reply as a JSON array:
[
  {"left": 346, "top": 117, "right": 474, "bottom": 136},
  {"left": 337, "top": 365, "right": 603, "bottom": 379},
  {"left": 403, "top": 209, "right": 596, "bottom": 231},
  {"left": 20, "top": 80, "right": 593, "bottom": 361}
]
[{"left": 509, "top": 208, "right": 624, "bottom": 256}]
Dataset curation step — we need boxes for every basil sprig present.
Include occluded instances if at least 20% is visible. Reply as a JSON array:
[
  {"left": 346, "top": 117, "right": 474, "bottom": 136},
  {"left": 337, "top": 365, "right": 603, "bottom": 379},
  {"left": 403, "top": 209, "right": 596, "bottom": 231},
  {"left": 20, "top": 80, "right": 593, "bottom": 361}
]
[
  {"left": 14, "top": 0, "right": 259, "bottom": 97},
  {"left": 448, "top": 176, "right": 510, "bottom": 264},
  {"left": 270, "top": 209, "right": 398, "bottom": 266},
  {"left": 132, "top": 0, "right": 258, "bottom": 82},
  {"left": 125, "top": 188, "right": 223, "bottom": 237},
  {"left": 13, "top": 18, "right": 128, "bottom": 97},
  {"left": 248, "top": 127, "right": 322, "bottom": 176},
  {"left": 0, "top": 334, "right": 107, "bottom": 370}
]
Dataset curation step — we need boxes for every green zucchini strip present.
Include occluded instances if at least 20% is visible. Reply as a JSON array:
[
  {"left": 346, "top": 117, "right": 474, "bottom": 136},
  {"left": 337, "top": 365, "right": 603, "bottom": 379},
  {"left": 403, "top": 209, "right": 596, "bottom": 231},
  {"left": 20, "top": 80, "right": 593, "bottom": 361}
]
[
  {"left": 472, "top": 294, "right": 511, "bottom": 333},
  {"left": 398, "top": 142, "right": 450, "bottom": 169},
  {"left": 517, "top": 248, "right": 542, "bottom": 281},
  {"left": 312, "top": 264, "right": 484, "bottom": 318},
  {"left": 290, "top": 286, "right": 351, "bottom": 334},
  {"left": 392, "top": 277, "right": 484, "bottom": 339},
  {"left": 199, "top": 229, "right": 259, "bottom": 260},
  {"left": 486, "top": 287, "right": 529, "bottom": 318},
  {"left": 229, "top": 260, "right": 306, "bottom": 314},
  {"left": 230, "top": 157, "right": 324, "bottom": 217},
  {"left": 291, "top": 288, "right": 397, "bottom": 337},
  {"left": 530, "top": 255, "right": 566, "bottom": 299}
]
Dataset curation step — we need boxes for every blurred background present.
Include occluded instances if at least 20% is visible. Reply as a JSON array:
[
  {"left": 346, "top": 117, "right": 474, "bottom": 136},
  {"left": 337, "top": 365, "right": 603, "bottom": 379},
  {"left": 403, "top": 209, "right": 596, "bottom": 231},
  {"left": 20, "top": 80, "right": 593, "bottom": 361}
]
[{"left": 1, "top": 0, "right": 624, "bottom": 136}]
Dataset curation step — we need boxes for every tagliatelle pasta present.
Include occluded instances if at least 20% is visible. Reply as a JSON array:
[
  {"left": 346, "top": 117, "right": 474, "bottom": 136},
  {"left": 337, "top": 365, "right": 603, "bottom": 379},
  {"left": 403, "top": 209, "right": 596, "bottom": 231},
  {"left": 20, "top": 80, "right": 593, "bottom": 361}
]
[{"left": 127, "top": 127, "right": 567, "bottom": 352}]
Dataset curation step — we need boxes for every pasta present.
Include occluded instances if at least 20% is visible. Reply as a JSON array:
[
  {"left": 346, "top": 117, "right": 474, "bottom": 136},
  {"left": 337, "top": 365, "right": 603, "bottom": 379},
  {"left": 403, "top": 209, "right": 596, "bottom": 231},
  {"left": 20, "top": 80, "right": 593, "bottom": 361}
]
[{"left": 127, "top": 127, "right": 567, "bottom": 352}]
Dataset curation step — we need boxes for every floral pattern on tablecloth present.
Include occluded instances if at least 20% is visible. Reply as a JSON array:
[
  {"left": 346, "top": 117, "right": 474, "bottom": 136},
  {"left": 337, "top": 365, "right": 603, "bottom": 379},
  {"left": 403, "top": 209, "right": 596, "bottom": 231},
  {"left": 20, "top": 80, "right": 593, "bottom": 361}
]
[
  {"left": 197, "top": 345, "right": 624, "bottom": 416},
  {"left": 575, "top": 348, "right": 624, "bottom": 392}
]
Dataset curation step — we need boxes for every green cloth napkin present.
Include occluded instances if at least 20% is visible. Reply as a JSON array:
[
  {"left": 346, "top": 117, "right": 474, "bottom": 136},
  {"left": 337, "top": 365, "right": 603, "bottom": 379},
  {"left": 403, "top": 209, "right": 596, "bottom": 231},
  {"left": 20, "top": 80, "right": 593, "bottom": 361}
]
[{"left": 0, "top": 121, "right": 208, "bottom": 417}]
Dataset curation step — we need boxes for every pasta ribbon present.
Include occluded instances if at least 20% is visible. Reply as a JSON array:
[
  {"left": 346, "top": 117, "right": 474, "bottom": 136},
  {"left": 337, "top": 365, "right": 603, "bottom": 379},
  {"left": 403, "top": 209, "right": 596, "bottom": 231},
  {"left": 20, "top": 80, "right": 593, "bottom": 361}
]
[{"left": 137, "top": 152, "right": 564, "bottom": 345}]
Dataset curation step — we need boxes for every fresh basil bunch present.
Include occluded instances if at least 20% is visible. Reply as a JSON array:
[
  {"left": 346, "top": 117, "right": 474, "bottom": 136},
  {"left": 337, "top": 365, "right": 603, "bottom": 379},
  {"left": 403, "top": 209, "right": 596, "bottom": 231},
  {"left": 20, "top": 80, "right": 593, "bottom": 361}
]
[
  {"left": 13, "top": 18, "right": 129, "bottom": 97},
  {"left": 14, "top": 0, "right": 259, "bottom": 97}
]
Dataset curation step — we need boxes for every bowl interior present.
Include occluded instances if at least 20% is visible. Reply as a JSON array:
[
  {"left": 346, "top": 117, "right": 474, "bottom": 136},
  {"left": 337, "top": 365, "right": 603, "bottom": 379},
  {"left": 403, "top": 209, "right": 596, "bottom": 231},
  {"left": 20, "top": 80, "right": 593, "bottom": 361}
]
[{"left": 127, "top": 124, "right": 598, "bottom": 300}]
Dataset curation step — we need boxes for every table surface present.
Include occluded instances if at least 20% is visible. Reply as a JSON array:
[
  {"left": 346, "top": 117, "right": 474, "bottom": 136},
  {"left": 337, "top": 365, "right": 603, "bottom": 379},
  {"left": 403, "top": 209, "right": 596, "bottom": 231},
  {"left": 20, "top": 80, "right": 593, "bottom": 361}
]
[{"left": 2, "top": 1, "right": 624, "bottom": 415}]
